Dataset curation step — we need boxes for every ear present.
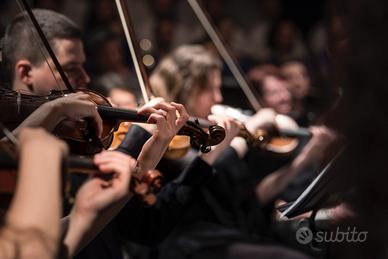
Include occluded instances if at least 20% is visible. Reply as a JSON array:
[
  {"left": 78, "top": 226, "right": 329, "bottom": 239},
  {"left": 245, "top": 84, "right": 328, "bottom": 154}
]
[{"left": 15, "top": 60, "right": 34, "bottom": 86}]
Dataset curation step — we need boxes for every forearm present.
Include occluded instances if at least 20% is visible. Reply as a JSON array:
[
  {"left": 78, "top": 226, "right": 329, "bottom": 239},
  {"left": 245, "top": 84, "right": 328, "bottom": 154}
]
[
  {"left": 12, "top": 103, "right": 64, "bottom": 135},
  {"left": 63, "top": 194, "right": 132, "bottom": 257},
  {"left": 116, "top": 125, "right": 151, "bottom": 158},
  {"left": 230, "top": 137, "right": 249, "bottom": 159},
  {"left": 6, "top": 145, "right": 63, "bottom": 240},
  {"left": 137, "top": 136, "right": 170, "bottom": 173},
  {"left": 256, "top": 149, "right": 311, "bottom": 204}
]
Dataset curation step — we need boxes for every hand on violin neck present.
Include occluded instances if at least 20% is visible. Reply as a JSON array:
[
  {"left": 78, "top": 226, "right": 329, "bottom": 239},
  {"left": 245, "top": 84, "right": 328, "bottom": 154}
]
[
  {"left": 201, "top": 114, "right": 240, "bottom": 165},
  {"left": 71, "top": 150, "right": 135, "bottom": 222},
  {"left": 208, "top": 114, "right": 240, "bottom": 143},
  {"left": 137, "top": 101, "right": 189, "bottom": 143},
  {"left": 65, "top": 150, "right": 135, "bottom": 257},
  {"left": 136, "top": 101, "right": 189, "bottom": 171},
  {"left": 245, "top": 108, "right": 277, "bottom": 134},
  {"left": 44, "top": 92, "right": 103, "bottom": 138}
]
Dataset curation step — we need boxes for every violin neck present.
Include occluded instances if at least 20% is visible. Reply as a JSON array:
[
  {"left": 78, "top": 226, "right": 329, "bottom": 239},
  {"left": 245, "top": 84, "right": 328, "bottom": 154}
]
[
  {"left": 279, "top": 128, "right": 311, "bottom": 138},
  {"left": 97, "top": 105, "right": 148, "bottom": 123}
]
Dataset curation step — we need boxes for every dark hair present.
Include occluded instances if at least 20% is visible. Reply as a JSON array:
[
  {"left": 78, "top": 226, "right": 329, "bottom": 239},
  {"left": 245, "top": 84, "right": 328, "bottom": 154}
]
[
  {"left": 3, "top": 9, "right": 82, "bottom": 83},
  {"left": 248, "top": 65, "right": 286, "bottom": 99},
  {"left": 93, "top": 72, "right": 138, "bottom": 100}
]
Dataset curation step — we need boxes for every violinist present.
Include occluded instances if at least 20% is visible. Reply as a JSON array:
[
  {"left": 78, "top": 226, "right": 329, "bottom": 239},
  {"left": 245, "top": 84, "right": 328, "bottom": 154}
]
[
  {"left": 2, "top": 9, "right": 104, "bottom": 137},
  {"left": 280, "top": 59, "right": 321, "bottom": 127},
  {"left": 94, "top": 73, "right": 139, "bottom": 109},
  {"left": 247, "top": 65, "right": 294, "bottom": 118},
  {"left": 248, "top": 64, "right": 317, "bottom": 127},
  {"left": 149, "top": 44, "right": 318, "bottom": 259},
  {"left": 0, "top": 127, "right": 136, "bottom": 259},
  {"left": 246, "top": 65, "right": 339, "bottom": 201}
]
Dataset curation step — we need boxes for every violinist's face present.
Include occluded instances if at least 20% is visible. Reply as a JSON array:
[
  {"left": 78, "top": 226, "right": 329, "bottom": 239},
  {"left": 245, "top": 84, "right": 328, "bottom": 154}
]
[
  {"left": 262, "top": 75, "right": 293, "bottom": 115},
  {"left": 281, "top": 62, "right": 311, "bottom": 100},
  {"left": 187, "top": 69, "right": 223, "bottom": 118},
  {"left": 14, "top": 38, "right": 90, "bottom": 95}
]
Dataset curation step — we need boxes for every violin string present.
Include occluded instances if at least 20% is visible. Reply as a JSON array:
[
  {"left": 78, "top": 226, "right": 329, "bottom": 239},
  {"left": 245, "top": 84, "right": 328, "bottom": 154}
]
[
  {"left": 15, "top": 0, "right": 64, "bottom": 94},
  {"left": 0, "top": 122, "right": 19, "bottom": 147}
]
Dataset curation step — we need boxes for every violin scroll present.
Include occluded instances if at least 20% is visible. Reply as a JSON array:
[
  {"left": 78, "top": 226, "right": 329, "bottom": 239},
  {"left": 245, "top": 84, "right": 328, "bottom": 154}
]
[{"left": 178, "top": 120, "right": 226, "bottom": 154}]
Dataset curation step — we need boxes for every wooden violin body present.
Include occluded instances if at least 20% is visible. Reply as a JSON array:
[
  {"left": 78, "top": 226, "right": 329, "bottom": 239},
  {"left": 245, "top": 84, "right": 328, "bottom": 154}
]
[
  {"left": 211, "top": 104, "right": 311, "bottom": 155},
  {"left": 0, "top": 88, "right": 226, "bottom": 155}
]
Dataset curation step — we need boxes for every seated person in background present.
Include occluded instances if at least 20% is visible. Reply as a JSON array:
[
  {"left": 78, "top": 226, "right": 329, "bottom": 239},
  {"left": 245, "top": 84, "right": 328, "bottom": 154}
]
[
  {"left": 93, "top": 72, "right": 139, "bottom": 149},
  {"left": 93, "top": 72, "right": 139, "bottom": 109},
  {"left": 248, "top": 65, "right": 337, "bottom": 201},
  {"left": 248, "top": 65, "right": 293, "bottom": 117},
  {"left": 280, "top": 60, "right": 318, "bottom": 126}
]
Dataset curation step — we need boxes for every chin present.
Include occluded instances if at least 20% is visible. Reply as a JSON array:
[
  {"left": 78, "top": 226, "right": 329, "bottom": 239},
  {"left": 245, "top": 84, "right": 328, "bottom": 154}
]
[{"left": 278, "top": 106, "right": 292, "bottom": 115}]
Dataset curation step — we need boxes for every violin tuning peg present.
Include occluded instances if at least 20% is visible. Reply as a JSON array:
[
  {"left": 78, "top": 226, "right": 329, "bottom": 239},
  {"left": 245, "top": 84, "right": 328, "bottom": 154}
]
[{"left": 200, "top": 145, "right": 211, "bottom": 153}]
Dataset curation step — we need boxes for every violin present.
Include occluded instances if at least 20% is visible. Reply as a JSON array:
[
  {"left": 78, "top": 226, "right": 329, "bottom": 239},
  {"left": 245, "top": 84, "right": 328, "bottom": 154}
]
[
  {"left": 211, "top": 104, "right": 312, "bottom": 155},
  {"left": 0, "top": 88, "right": 225, "bottom": 155},
  {"left": 0, "top": 140, "right": 163, "bottom": 206}
]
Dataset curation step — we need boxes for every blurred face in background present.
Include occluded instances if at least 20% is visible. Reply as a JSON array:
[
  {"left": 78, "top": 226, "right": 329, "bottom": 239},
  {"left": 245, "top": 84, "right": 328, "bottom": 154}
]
[
  {"left": 97, "top": 38, "right": 124, "bottom": 73},
  {"left": 187, "top": 68, "right": 223, "bottom": 118},
  {"left": 109, "top": 88, "right": 137, "bottom": 109},
  {"left": 281, "top": 61, "right": 311, "bottom": 100},
  {"left": 261, "top": 75, "right": 292, "bottom": 114}
]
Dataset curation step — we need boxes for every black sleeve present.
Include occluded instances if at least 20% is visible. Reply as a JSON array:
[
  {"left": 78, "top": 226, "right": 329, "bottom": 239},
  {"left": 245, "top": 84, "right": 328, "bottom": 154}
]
[
  {"left": 115, "top": 124, "right": 152, "bottom": 157},
  {"left": 213, "top": 147, "right": 273, "bottom": 235},
  {"left": 114, "top": 155, "right": 214, "bottom": 245}
]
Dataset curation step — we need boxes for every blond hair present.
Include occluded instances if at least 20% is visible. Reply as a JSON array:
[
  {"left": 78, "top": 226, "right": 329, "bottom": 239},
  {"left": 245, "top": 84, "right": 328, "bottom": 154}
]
[{"left": 150, "top": 45, "right": 221, "bottom": 104}]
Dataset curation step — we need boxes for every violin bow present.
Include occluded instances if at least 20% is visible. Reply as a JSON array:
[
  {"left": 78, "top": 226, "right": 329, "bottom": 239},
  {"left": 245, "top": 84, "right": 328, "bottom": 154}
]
[
  {"left": 114, "top": 0, "right": 151, "bottom": 104},
  {"left": 187, "top": 0, "right": 261, "bottom": 112},
  {"left": 0, "top": 122, "right": 18, "bottom": 147},
  {"left": 0, "top": 121, "right": 19, "bottom": 162}
]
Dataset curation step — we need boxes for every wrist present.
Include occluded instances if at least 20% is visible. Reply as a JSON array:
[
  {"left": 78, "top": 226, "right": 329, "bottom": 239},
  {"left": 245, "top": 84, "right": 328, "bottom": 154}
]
[
  {"left": 153, "top": 132, "right": 174, "bottom": 146},
  {"left": 43, "top": 100, "right": 67, "bottom": 125},
  {"left": 230, "top": 137, "right": 248, "bottom": 158},
  {"left": 63, "top": 209, "right": 96, "bottom": 258},
  {"left": 69, "top": 207, "right": 97, "bottom": 235}
]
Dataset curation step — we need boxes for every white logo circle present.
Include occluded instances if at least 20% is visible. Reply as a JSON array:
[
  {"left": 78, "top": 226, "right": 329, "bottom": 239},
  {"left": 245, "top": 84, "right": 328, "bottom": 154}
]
[{"left": 296, "top": 227, "right": 313, "bottom": 245}]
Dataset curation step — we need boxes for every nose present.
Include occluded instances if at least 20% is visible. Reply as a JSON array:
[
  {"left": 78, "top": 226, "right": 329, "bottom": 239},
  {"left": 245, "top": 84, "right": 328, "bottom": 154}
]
[
  {"left": 81, "top": 68, "right": 91, "bottom": 85},
  {"left": 281, "top": 89, "right": 292, "bottom": 103},
  {"left": 75, "top": 68, "right": 91, "bottom": 89},
  {"left": 213, "top": 88, "right": 223, "bottom": 104}
]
